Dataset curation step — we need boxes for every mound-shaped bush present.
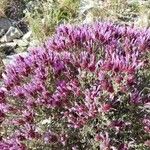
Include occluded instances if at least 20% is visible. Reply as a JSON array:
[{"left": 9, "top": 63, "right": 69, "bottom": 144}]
[{"left": 0, "top": 22, "right": 150, "bottom": 149}]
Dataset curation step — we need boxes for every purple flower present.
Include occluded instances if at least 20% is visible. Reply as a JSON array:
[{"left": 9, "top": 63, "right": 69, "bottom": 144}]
[
  {"left": 0, "top": 138, "right": 26, "bottom": 150},
  {"left": 0, "top": 22, "right": 149, "bottom": 149}
]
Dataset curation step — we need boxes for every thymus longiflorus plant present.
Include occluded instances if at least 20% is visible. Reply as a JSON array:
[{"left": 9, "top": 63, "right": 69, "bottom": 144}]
[{"left": 0, "top": 22, "right": 150, "bottom": 150}]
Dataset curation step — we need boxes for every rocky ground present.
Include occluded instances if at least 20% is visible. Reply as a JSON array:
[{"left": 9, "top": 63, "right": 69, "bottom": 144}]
[
  {"left": 0, "top": 17, "right": 31, "bottom": 78},
  {"left": 0, "top": 1, "right": 27, "bottom": 75}
]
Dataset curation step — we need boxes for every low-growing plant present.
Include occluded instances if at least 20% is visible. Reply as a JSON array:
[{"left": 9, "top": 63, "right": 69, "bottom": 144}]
[{"left": 0, "top": 22, "right": 150, "bottom": 149}]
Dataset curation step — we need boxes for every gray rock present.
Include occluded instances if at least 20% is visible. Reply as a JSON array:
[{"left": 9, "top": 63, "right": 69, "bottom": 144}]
[
  {"left": 0, "top": 26, "right": 23, "bottom": 43},
  {"left": 79, "top": 0, "right": 103, "bottom": 14},
  {"left": 0, "top": 29, "right": 5, "bottom": 38},
  {"left": 2, "top": 58, "right": 10, "bottom": 66},
  {"left": 22, "top": 31, "right": 32, "bottom": 41},
  {"left": 29, "top": 39, "right": 39, "bottom": 47},
  {"left": 2, "top": 52, "right": 28, "bottom": 66},
  {"left": 0, "top": 18, "right": 12, "bottom": 31},
  {"left": 7, "top": 52, "right": 28, "bottom": 59},
  {"left": 79, "top": 0, "right": 104, "bottom": 23},
  {"left": 13, "top": 39, "right": 29, "bottom": 47},
  {"left": 0, "top": 42, "right": 17, "bottom": 56},
  {"left": 0, "top": 42, "right": 17, "bottom": 48}
]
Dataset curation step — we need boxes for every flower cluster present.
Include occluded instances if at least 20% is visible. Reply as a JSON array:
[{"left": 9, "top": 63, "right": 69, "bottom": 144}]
[{"left": 0, "top": 22, "right": 150, "bottom": 149}]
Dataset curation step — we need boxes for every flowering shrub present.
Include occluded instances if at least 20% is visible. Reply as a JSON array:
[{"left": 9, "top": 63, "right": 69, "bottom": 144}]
[{"left": 0, "top": 22, "right": 150, "bottom": 149}]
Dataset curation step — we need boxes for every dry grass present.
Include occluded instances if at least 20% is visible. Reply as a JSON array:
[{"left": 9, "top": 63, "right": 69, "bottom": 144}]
[
  {"left": 80, "top": 0, "right": 150, "bottom": 27},
  {"left": 0, "top": 0, "right": 7, "bottom": 11},
  {"left": 0, "top": 0, "right": 7, "bottom": 17},
  {"left": 25, "top": 0, "right": 80, "bottom": 42}
]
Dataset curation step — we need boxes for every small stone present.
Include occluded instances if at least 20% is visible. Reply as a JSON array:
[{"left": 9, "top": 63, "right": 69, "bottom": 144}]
[
  {"left": 135, "top": 14, "right": 150, "bottom": 28},
  {"left": 29, "top": 39, "right": 40, "bottom": 47},
  {"left": 7, "top": 52, "right": 28, "bottom": 59},
  {"left": 3, "top": 52, "right": 28, "bottom": 66},
  {"left": 13, "top": 39, "right": 29, "bottom": 47},
  {"left": 0, "top": 17, "right": 12, "bottom": 31},
  {"left": 0, "top": 29, "right": 5, "bottom": 38},
  {"left": 0, "top": 42, "right": 17, "bottom": 56},
  {"left": 14, "top": 47, "right": 27, "bottom": 53},
  {"left": 0, "top": 26, "right": 23, "bottom": 43},
  {"left": 0, "top": 42, "right": 17, "bottom": 48},
  {"left": 2, "top": 58, "right": 11, "bottom": 66},
  {"left": 22, "top": 31, "right": 32, "bottom": 41}
]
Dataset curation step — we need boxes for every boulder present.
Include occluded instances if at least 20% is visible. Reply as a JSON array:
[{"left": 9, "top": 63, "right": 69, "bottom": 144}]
[{"left": 0, "top": 26, "right": 23, "bottom": 43}]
